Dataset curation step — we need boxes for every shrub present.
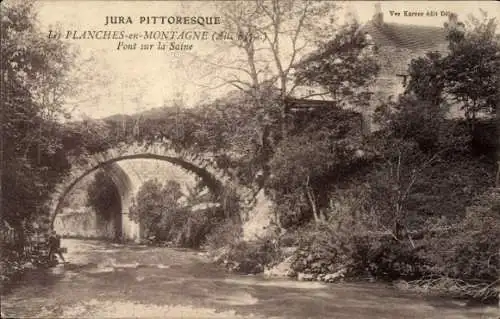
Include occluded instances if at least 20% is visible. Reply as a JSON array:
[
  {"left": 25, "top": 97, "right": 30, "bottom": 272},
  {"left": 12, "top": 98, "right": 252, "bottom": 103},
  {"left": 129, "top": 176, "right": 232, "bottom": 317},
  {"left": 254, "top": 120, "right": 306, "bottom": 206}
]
[
  {"left": 419, "top": 188, "right": 500, "bottom": 283},
  {"left": 220, "top": 235, "right": 283, "bottom": 274},
  {"left": 204, "top": 219, "right": 243, "bottom": 251},
  {"left": 289, "top": 192, "right": 373, "bottom": 277},
  {"left": 129, "top": 178, "right": 236, "bottom": 249},
  {"left": 166, "top": 207, "right": 225, "bottom": 249}
]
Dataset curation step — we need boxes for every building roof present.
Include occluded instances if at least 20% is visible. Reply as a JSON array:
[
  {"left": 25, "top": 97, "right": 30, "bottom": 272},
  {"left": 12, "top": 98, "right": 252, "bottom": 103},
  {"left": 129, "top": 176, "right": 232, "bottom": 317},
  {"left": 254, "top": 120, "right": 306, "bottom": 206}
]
[
  {"left": 284, "top": 98, "right": 363, "bottom": 118},
  {"left": 360, "top": 20, "right": 448, "bottom": 51},
  {"left": 285, "top": 97, "right": 338, "bottom": 112}
]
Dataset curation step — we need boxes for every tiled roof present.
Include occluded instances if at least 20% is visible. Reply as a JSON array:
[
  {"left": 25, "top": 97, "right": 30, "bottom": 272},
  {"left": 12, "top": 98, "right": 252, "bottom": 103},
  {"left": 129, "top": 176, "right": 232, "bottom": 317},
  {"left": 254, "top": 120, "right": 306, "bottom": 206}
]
[{"left": 360, "top": 20, "right": 448, "bottom": 50}]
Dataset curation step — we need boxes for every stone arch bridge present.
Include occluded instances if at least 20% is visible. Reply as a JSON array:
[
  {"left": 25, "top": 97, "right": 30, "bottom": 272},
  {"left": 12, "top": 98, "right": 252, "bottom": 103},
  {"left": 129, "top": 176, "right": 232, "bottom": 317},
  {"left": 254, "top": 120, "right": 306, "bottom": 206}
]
[{"left": 47, "top": 141, "right": 256, "bottom": 241}]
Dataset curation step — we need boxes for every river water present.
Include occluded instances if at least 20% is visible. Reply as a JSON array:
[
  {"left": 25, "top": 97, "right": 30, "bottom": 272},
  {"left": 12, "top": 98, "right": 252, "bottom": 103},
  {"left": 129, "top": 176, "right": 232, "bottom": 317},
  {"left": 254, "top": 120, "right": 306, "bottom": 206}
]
[{"left": 1, "top": 239, "right": 498, "bottom": 318}]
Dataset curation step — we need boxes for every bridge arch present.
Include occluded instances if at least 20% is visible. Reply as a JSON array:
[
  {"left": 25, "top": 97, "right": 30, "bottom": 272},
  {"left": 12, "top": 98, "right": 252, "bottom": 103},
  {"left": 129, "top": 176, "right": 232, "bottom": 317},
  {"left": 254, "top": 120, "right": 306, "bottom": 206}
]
[{"left": 47, "top": 142, "right": 254, "bottom": 240}]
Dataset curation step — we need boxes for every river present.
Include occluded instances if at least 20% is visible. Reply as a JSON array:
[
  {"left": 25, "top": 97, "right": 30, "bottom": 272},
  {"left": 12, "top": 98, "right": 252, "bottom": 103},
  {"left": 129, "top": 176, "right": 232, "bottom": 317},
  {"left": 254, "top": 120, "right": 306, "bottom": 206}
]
[{"left": 1, "top": 239, "right": 498, "bottom": 318}]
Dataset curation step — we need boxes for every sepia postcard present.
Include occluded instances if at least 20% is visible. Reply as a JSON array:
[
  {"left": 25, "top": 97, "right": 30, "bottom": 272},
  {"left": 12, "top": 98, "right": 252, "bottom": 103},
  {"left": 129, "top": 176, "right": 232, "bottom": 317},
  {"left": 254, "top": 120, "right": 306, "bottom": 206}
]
[{"left": 1, "top": 0, "right": 500, "bottom": 318}]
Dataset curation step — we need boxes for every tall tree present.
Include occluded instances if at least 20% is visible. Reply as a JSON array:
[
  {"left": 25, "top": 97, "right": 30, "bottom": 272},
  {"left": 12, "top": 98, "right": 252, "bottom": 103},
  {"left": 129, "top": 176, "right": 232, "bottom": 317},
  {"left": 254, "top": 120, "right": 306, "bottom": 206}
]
[
  {"left": 443, "top": 12, "right": 500, "bottom": 129},
  {"left": 129, "top": 179, "right": 185, "bottom": 241},
  {"left": 407, "top": 12, "right": 500, "bottom": 132},
  {"left": 188, "top": 0, "right": 338, "bottom": 176},
  {"left": 1, "top": 0, "right": 75, "bottom": 233},
  {"left": 293, "top": 20, "right": 380, "bottom": 109}
]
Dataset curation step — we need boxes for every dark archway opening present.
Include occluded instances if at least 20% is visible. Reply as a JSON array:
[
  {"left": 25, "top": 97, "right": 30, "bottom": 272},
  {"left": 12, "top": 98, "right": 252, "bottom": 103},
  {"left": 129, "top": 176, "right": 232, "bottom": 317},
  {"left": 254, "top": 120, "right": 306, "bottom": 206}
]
[{"left": 86, "top": 169, "right": 122, "bottom": 240}]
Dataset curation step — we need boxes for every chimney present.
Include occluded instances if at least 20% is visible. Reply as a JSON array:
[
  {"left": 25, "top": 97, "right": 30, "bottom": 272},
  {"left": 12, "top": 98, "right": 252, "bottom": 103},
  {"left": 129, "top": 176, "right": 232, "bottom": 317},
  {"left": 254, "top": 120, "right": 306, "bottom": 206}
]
[
  {"left": 373, "top": 3, "right": 383, "bottom": 26},
  {"left": 446, "top": 13, "right": 458, "bottom": 29}
]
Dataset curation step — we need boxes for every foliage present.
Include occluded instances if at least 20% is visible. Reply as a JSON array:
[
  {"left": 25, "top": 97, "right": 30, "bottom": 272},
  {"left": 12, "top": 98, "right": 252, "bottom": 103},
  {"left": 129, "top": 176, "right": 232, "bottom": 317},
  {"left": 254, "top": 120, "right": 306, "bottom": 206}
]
[
  {"left": 294, "top": 21, "right": 380, "bottom": 106},
  {"left": 259, "top": 19, "right": 382, "bottom": 228},
  {"left": 266, "top": 107, "right": 373, "bottom": 227},
  {"left": 406, "top": 12, "right": 500, "bottom": 126},
  {"left": 372, "top": 91, "right": 495, "bottom": 227},
  {"left": 60, "top": 120, "right": 118, "bottom": 157},
  {"left": 129, "top": 178, "right": 235, "bottom": 248},
  {"left": 406, "top": 52, "right": 447, "bottom": 106},
  {"left": 188, "top": 0, "right": 340, "bottom": 181},
  {"left": 1, "top": 0, "right": 77, "bottom": 233},
  {"left": 419, "top": 188, "right": 500, "bottom": 283},
  {"left": 289, "top": 184, "right": 499, "bottom": 288},
  {"left": 129, "top": 179, "right": 185, "bottom": 241},
  {"left": 120, "top": 89, "right": 282, "bottom": 187},
  {"left": 444, "top": 12, "right": 500, "bottom": 120},
  {"left": 86, "top": 170, "right": 121, "bottom": 221},
  {"left": 204, "top": 220, "right": 243, "bottom": 251},
  {"left": 216, "top": 234, "right": 283, "bottom": 274}
]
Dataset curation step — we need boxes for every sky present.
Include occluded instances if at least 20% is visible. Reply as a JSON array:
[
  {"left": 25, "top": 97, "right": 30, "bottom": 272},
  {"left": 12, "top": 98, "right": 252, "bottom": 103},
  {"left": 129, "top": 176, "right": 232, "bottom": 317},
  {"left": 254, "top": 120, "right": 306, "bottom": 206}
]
[{"left": 34, "top": 1, "right": 500, "bottom": 120}]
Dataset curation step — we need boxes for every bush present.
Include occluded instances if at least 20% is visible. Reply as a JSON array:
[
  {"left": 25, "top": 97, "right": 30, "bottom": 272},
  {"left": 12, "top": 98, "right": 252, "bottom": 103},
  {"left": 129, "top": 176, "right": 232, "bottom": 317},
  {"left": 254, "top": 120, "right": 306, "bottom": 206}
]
[
  {"left": 219, "top": 235, "right": 283, "bottom": 274},
  {"left": 289, "top": 192, "right": 374, "bottom": 278},
  {"left": 419, "top": 188, "right": 500, "bottom": 283},
  {"left": 130, "top": 178, "right": 245, "bottom": 249},
  {"left": 290, "top": 223, "right": 429, "bottom": 280},
  {"left": 165, "top": 207, "right": 225, "bottom": 248},
  {"left": 204, "top": 219, "right": 243, "bottom": 251},
  {"left": 291, "top": 186, "right": 500, "bottom": 302},
  {"left": 291, "top": 223, "right": 354, "bottom": 276}
]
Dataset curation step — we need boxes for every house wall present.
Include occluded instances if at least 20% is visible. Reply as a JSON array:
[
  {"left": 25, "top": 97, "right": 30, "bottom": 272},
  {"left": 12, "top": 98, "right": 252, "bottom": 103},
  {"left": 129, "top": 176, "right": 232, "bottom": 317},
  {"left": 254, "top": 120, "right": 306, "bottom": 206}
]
[
  {"left": 363, "top": 42, "right": 450, "bottom": 130},
  {"left": 371, "top": 43, "right": 448, "bottom": 103}
]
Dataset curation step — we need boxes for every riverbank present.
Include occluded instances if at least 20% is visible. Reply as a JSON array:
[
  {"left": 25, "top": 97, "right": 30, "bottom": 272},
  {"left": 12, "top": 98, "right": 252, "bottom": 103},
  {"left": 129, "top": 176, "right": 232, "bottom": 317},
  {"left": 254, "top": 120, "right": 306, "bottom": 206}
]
[
  {"left": 61, "top": 235, "right": 121, "bottom": 242},
  {"left": 0, "top": 249, "right": 33, "bottom": 295},
  {"left": 208, "top": 238, "right": 500, "bottom": 306}
]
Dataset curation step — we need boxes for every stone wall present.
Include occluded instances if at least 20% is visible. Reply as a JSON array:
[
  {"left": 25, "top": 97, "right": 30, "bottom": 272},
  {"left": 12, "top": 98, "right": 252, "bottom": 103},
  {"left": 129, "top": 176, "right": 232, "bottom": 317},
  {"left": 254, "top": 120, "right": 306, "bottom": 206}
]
[
  {"left": 54, "top": 208, "right": 117, "bottom": 239},
  {"left": 371, "top": 44, "right": 446, "bottom": 103}
]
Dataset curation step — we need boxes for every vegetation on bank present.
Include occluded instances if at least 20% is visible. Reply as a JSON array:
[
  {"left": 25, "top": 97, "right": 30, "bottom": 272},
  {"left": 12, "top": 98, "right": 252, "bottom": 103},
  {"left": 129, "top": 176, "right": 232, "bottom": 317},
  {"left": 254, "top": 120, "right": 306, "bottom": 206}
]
[
  {"left": 203, "top": 12, "right": 498, "bottom": 303},
  {"left": 1, "top": 0, "right": 115, "bottom": 288}
]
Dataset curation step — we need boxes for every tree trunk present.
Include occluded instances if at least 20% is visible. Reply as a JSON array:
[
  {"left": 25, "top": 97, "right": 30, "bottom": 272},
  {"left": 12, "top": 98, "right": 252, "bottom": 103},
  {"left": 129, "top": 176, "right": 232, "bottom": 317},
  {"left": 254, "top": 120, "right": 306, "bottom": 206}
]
[{"left": 305, "top": 186, "right": 320, "bottom": 223}]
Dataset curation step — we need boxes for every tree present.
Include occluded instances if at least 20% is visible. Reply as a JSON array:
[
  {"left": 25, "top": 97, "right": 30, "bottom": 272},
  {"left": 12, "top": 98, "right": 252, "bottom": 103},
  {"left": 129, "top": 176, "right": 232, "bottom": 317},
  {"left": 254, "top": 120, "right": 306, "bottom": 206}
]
[
  {"left": 293, "top": 21, "right": 380, "bottom": 108},
  {"left": 188, "top": 0, "right": 339, "bottom": 177},
  {"left": 406, "top": 52, "right": 447, "bottom": 107},
  {"left": 1, "top": 0, "right": 76, "bottom": 233},
  {"left": 262, "top": 20, "right": 380, "bottom": 227},
  {"left": 129, "top": 179, "right": 185, "bottom": 241},
  {"left": 266, "top": 107, "right": 371, "bottom": 227},
  {"left": 406, "top": 12, "right": 500, "bottom": 132},
  {"left": 405, "top": 12, "right": 500, "bottom": 185},
  {"left": 443, "top": 12, "right": 500, "bottom": 129}
]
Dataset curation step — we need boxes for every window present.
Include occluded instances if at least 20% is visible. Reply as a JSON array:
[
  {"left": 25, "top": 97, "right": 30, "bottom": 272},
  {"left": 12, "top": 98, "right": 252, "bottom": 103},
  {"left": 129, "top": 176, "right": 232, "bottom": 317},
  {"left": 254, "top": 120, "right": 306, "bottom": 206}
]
[{"left": 396, "top": 74, "right": 408, "bottom": 87}]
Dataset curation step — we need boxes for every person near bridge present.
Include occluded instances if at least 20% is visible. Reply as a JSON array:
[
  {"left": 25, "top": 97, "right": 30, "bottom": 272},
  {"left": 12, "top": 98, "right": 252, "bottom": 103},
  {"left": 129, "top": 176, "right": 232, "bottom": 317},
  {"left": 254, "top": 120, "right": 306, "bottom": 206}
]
[{"left": 48, "top": 230, "right": 66, "bottom": 264}]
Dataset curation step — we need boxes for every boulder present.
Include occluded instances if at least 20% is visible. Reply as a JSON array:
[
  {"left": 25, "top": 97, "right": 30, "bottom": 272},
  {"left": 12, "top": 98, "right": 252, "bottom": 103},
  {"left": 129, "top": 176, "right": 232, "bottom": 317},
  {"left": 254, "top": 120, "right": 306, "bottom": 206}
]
[
  {"left": 211, "top": 247, "right": 230, "bottom": 263},
  {"left": 264, "top": 256, "right": 296, "bottom": 278},
  {"left": 297, "top": 272, "right": 316, "bottom": 281},
  {"left": 322, "top": 268, "right": 347, "bottom": 283},
  {"left": 281, "top": 246, "right": 298, "bottom": 255},
  {"left": 23, "top": 262, "right": 36, "bottom": 270}
]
